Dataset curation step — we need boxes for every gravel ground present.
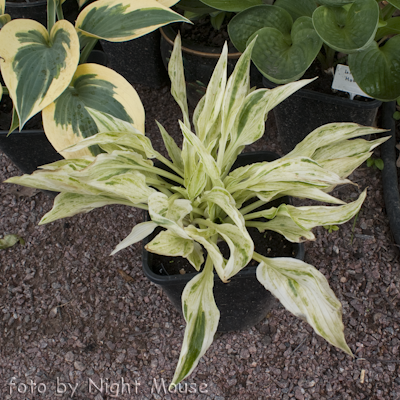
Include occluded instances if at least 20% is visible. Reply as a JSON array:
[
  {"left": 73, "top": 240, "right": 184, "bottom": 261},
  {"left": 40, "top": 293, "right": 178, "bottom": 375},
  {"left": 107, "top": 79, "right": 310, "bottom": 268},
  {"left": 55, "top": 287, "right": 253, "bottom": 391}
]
[{"left": 1, "top": 84, "right": 400, "bottom": 400}]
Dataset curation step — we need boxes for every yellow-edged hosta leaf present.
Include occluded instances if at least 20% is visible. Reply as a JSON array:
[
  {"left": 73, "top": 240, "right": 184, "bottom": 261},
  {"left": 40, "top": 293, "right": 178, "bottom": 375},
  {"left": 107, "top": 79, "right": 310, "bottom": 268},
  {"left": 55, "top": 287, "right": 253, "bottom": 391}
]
[
  {"left": 146, "top": 229, "right": 194, "bottom": 257},
  {"left": 43, "top": 63, "right": 145, "bottom": 159},
  {"left": 148, "top": 192, "right": 192, "bottom": 239},
  {"left": 256, "top": 256, "right": 353, "bottom": 355},
  {"left": 76, "top": 0, "right": 189, "bottom": 42},
  {"left": 171, "top": 257, "right": 219, "bottom": 387},
  {"left": 0, "top": 14, "right": 11, "bottom": 29},
  {"left": 0, "top": 19, "right": 80, "bottom": 128},
  {"left": 111, "top": 221, "right": 158, "bottom": 255},
  {"left": 77, "top": 0, "right": 91, "bottom": 7},
  {"left": 286, "top": 123, "right": 385, "bottom": 159},
  {"left": 168, "top": 33, "right": 190, "bottom": 128},
  {"left": 40, "top": 192, "right": 135, "bottom": 224}
]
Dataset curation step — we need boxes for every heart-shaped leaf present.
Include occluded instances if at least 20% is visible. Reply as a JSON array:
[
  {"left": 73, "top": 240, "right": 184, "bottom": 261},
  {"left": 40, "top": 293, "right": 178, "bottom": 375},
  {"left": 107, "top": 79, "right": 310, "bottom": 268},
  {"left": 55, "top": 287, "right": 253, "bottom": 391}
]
[
  {"left": 228, "top": 4, "right": 293, "bottom": 53},
  {"left": 312, "top": 0, "right": 379, "bottom": 53},
  {"left": 375, "top": 16, "right": 400, "bottom": 40},
  {"left": 42, "top": 63, "right": 145, "bottom": 158},
  {"left": 0, "top": 19, "right": 80, "bottom": 128},
  {"left": 250, "top": 17, "right": 322, "bottom": 84},
  {"left": 348, "top": 36, "right": 400, "bottom": 101},
  {"left": 274, "top": 0, "right": 318, "bottom": 20},
  {"left": 199, "top": 0, "right": 262, "bottom": 12},
  {"left": 387, "top": 0, "right": 400, "bottom": 10}
]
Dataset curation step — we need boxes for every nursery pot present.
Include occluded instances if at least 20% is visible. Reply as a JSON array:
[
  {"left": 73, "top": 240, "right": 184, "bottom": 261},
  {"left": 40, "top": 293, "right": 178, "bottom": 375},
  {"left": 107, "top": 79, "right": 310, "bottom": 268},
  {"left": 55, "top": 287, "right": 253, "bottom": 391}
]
[
  {"left": 380, "top": 101, "right": 400, "bottom": 247},
  {"left": 263, "top": 77, "right": 382, "bottom": 154},
  {"left": 160, "top": 25, "right": 263, "bottom": 107},
  {"left": 5, "top": 0, "right": 79, "bottom": 26},
  {"left": 142, "top": 151, "right": 305, "bottom": 332},
  {"left": 100, "top": 30, "right": 169, "bottom": 88}
]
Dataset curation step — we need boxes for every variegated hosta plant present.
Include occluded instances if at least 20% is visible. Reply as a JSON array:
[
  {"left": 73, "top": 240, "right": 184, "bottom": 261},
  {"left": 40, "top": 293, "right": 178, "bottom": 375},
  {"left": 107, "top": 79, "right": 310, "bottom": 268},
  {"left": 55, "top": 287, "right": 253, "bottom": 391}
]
[
  {"left": 5, "top": 35, "right": 388, "bottom": 387},
  {"left": 0, "top": 0, "right": 189, "bottom": 157}
]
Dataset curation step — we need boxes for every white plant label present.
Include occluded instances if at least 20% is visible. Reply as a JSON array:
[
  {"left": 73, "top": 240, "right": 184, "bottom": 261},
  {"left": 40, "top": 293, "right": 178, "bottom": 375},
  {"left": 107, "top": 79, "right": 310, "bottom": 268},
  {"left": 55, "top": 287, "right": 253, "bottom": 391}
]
[{"left": 332, "top": 64, "right": 372, "bottom": 100}]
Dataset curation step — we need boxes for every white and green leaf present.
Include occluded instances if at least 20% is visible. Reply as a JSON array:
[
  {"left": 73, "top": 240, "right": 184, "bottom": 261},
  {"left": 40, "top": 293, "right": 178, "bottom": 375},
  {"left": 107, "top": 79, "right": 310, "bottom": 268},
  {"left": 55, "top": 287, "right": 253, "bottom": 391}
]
[{"left": 256, "top": 255, "right": 353, "bottom": 355}]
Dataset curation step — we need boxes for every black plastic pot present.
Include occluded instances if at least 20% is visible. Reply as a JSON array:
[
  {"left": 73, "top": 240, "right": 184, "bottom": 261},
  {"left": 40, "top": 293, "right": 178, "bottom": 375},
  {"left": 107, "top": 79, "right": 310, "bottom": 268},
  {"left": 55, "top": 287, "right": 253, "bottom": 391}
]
[
  {"left": 100, "top": 30, "right": 169, "bottom": 88},
  {"left": 0, "top": 130, "right": 62, "bottom": 174},
  {"left": 142, "top": 151, "right": 305, "bottom": 332},
  {"left": 160, "top": 25, "right": 263, "bottom": 107},
  {"left": 263, "top": 77, "right": 382, "bottom": 154},
  {"left": 380, "top": 101, "right": 400, "bottom": 247},
  {"left": 5, "top": 0, "right": 79, "bottom": 26}
]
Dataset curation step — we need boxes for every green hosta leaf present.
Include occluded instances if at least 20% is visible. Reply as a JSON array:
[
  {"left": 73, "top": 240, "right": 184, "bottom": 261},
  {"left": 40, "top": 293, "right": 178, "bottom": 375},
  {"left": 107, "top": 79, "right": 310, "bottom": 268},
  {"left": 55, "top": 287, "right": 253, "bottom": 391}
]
[
  {"left": 111, "top": 221, "right": 158, "bottom": 255},
  {"left": 387, "top": 0, "right": 400, "bottom": 9},
  {"left": 228, "top": 5, "right": 293, "bottom": 53},
  {"left": 76, "top": 0, "right": 189, "bottom": 42},
  {"left": 148, "top": 192, "right": 192, "bottom": 239},
  {"left": 196, "top": 42, "right": 227, "bottom": 142},
  {"left": 256, "top": 255, "right": 353, "bottom": 355},
  {"left": 316, "top": 0, "right": 353, "bottom": 6},
  {"left": 41, "top": 192, "right": 135, "bottom": 225},
  {"left": 178, "top": 0, "right": 215, "bottom": 14},
  {"left": 0, "top": 234, "right": 24, "bottom": 250},
  {"left": 312, "top": 0, "right": 379, "bottom": 53},
  {"left": 375, "top": 16, "right": 400, "bottom": 40},
  {"left": 0, "top": 14, "right": 10, "bottom": 29},
  {"left": 198, "top": 0, "right": 262, "bottom": 12},
  {"left": 168, "top": 33, "right": 190, "bottom": 128},
  {"left": 43, "top": 64, "right": 145, "bottom": 159},
  {"left": 274, "top": 0, "right": 317, "bottom": 20},
  {"left": 146, "top": 229, "right": 195, "bottom": 257},
  {"left": 249, "top": 17, "right": 323, "bottom": 84},
  {"left": 171, "top": 257, "right": 219, "bottom": 386},
  {"left": 0, "top": 19, "right": 80, "bottom": 128},
  {"left": 348, "top": 37, "right": 400, "bottom": 101},
  {"left": 286, "top": 123, "right": 385, "bottom": 159}
]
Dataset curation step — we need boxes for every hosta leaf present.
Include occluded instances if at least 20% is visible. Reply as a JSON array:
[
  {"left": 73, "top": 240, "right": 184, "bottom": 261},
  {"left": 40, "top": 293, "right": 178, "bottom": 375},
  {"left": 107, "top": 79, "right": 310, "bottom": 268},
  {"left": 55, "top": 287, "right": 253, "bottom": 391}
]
[
  {"left": 312, "top": 0, "right": 379, "bottom": 53},
  {"left": 111, "top": 221, "right": 158, "bottom": 255},
  {"left": 157, "top": 0, "right": 180, "bottom": 7},
  {"left": 41, "top": 192, "right": 135, "bottom": 224},
  {"left": 317, "top": 0, "right": 353, "bottom": 5},
  {"left": 387, "top": 0, "right": 400, "bottom": 9},
  {"left": 0, "top": 19, "right": 80, "bottom": 128},
  {"left": 250, "top": 16, "right": 322, "bottom": 84},
  {"left": 187, "top": 161, "right": 207, "bottom": 200},
  {"left": 171, "top": 258, "right": 219, "bottom": 386},
  {"left": 0, "top": 14, "right": 10, "bottom": 29},
  {"left": 228, "top": 5, "right": 293, "bottom": 53},
  {"left": 199, "top": 0, "right": 262, "bottom": 12},
  {"left": 179, "top": 121, "right": 222, "bottom": 186},
  {"left": 146, "top": 229, "right": 194, "bottom": 257},
  {"left": 0, "top": 234, "right": 24, "bottom": 250},
  {"left": 156, "top": 121, "right": 184, "bottom": 172},
  {"left": 203, "top": 220, "right": 254, "bottom": 281},
  {"left": 148, "top": 192, "right": 192, "bottom": 239},
  {"left": 76, "top": 0, "right": 189, "bottom": 42},
  {"left": 256, "top": 256, "right": 353, "bottom": 355},
  {"left": 0, "top": 0, "right": 5, "bottom": 14},
  {"left": 186, "top": 242, "right": 204, "bottom": 271},
  {"left": 348, "top": 37, "right": 400, "bottom": 101},
  {"left": 375, "top": 17, "right": 400, "bottom": 40},
  {"left": 286, "top": 123, "right": 384, "bottom": 159},
  {"left": 43, "top": 64, "right": 144, "bottom": 159},
  {"left": 201, "top": 187, "right": 245, "bottom": 229},
  {"left": 196, "top": 42, "right": 227, "bottom": 142},
  {"left": 168, "top": 33, "right": 190, "bottom": 128},
  {"left": 274, "top": 0, "right": 317, "bottom": 20}
]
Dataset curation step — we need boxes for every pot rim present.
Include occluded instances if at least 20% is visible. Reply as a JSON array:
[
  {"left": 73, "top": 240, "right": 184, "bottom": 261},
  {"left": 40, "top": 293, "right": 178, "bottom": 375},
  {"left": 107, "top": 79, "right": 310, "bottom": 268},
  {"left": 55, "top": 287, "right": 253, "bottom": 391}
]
[{"left": 160, "top": 25, "right": 241, "bottom": 59}]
